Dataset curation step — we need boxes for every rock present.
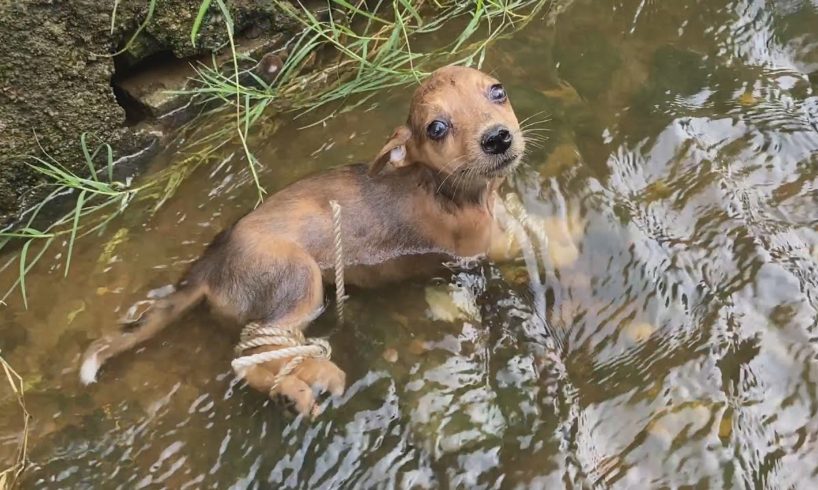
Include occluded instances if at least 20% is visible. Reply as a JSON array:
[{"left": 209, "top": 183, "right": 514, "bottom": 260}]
[
  {"left": 424, "top": 283, "right": 480, "bottom": 323},
  {"left": 115, "top": 33, "right": 287, "bottom": 118},
  {"left": 256, "top": 52, "right": 285, "bottom": 85},
  {"left": 622, "top": 320, "right": 656, "bottom": 343},
  {"left": 382, "top": 348, "right": 399, "bottom": 363},
  {"left": 0, "top": 1, "right": 150, "bottom": 226},
  {"left": 0, "top": 0, "right": 302, "bottom": 227}
]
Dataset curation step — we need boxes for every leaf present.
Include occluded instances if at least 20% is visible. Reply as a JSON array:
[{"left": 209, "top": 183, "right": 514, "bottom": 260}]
[{"left": 214, "top": 0, "right": 234, "bottom": 36}]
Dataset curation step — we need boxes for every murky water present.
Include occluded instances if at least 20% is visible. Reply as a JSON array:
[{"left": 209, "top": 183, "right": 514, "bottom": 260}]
[{"left": 3, "top": 0, "right": 818, "bottom": 487}]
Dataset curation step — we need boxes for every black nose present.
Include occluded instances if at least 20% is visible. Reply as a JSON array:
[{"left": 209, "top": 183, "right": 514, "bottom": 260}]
[{"left": 481, "top": 126, "right": 513, "bottom": 155}]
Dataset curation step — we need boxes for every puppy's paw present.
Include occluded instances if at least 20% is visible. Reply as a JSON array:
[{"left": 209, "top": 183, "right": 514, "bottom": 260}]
[
  {"left": 273, "top": 375, "right": 318, "bottom": 417},
  {"left": 294, "top": 358, "right": 346, "bottom": 397},
  {"left": 278, "top": 359, "right": 346, "bottom": 418},
  {"left": 241, "top": 357, "right": 346, "bottom": 418}
]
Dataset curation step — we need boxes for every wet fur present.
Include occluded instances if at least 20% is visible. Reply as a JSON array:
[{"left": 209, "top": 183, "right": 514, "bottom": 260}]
[{"left": 80, "top": 66, "right": 525, "bottom": 415}]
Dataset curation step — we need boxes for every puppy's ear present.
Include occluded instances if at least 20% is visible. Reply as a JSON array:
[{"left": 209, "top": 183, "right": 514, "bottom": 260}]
[{"left": 369, "top": 126, "right": 412, "bottom": 176}]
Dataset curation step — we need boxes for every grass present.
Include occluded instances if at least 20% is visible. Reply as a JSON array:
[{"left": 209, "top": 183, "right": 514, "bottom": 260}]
[
  {"left": 0, "top": 354, "right": 29, "bottom": 490},
  {"left": 0, "top": 131, "right": 228, "bottom": 308},
  {"left": 0, "top": 0, "right": 549, "bottom": 307},
  {"left": 0, "top": 4, "right": 549, "bottom": 484},
  {"left": 182, "top": 0, "right": 549, "bottom": 127}
]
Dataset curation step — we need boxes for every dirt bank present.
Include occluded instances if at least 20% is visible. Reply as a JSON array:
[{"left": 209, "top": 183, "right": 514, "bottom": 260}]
[{"left": 0, "top": 0, "right": 296, "bottom": 227}]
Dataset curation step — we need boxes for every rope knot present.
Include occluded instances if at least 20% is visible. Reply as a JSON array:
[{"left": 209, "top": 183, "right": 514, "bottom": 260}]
[
  {"left": 231, "top": 321, "right": 334, "bottom": 399},
  {"left": 304, "top": 337, "right": 332, "bottom": 359}
]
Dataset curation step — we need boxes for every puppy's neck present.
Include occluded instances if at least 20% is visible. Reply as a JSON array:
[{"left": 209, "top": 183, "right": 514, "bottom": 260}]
[{"left": 417, "top": 165, "right": 497, "bottom": 211}]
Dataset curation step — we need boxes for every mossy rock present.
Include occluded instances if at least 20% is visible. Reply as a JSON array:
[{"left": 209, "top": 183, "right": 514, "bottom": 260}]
[
  {"left": 0, "top": 0, "right": 299, "bottom": 227},
  {"left": 113, "top": 0, "right": 301, "bottom": 64}
]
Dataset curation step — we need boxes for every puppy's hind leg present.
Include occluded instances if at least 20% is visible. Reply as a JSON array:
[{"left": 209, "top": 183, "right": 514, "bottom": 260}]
[{"left": 214, "top": 240, "right": 345, "bottom": 416}]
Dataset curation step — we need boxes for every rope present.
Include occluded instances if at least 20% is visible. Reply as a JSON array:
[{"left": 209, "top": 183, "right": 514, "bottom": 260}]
[
  {"left": 496, "top": 193, "right": 549, "bottom": 329},
  {"left": 330, "top": 200, "right": 346, "bottom": 323},
  {"left": 229, "top": 200, "right": 346, "bottom": 410},
  {"left": 503, "top": 193, "right": 549, "bottom": 256},
  {"left": 231, "top": 323, "right": 332, "bottom": 397}
]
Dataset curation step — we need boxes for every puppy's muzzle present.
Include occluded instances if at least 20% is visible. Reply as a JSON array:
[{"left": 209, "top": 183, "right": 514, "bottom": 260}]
[{"left": 481, "top": 125, "right": 513, "bottom": 155}]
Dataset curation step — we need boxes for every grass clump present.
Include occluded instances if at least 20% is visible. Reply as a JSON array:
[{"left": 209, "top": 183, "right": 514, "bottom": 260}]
[
  {"left": 185, "top": 0, "right": 549, "bottom": 125},
  {"left": 0, "top": 354, "right": 29, "bottom": 490},
  {"left": 0, "top": 132, "right": 227, "bottom": 307},
  {"left": 0, "top": 0, "right": 549, "bottom": 308}
]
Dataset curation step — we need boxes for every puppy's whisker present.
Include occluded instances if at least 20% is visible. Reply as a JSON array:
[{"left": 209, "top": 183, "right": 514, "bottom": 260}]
[
  {"left": 435, "top": 156, "right": 471, "bottom": 195},
  {"left": 521, "top": 124, "right": 551, "bottom": 134},
  {"left": 436, "top": 154, "right": 468, "bottom": 176},
  {"left": 452, "top": 163, "right": 480, "bottom": 202},
  {"left": 437, "top": 154, "right": 468, "bottom": 176},
  {"left": 522, "top": 136, "right": 547, "bottom": 146},
  {"left": 454, "top": 166, "right": 476, "bottom": 203},
  {"left": 519, "top": 110, "right": 549, "bottom": 125},
  {"left": 522, "top": 131, "right": 549, "bottom": 142},
  {"left": 520, "top": 119, "right": 551, "bottom": 129}
]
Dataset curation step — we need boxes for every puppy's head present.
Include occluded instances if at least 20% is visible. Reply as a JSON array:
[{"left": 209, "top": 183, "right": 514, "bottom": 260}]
[{"left": 370, "top": 66, "right": 524, "bottom": 187}]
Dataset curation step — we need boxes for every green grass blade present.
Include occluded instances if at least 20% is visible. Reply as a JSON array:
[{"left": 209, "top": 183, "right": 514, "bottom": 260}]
[
  {"left": 331, "top": 0, "right": 389, "bottom": 24},
  {"left": 80, "top": 132, "right": 98, "bottom": 181},
  {"left": 214, "top": 0, "right": 234, "bottom": 35},
  {"left": 112, "top": 0, "right": 157, "bottom": 57},
  {"left": 18, "top": 240, "right": 31, "bottom": 309},
  {"left": 64, "top": 189, "right": 87, "bottom": 277},
  {"left": 191, "top": 0, "right": 214, "bottom": 47},
  {"left": 105, "top": 143, "right": 114, "bottom": 183},
  {"left": 111, "top": 0, "right": 120, "bottom": 34}
]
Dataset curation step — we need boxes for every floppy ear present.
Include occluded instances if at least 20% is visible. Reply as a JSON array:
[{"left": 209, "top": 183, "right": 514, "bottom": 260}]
[{"left": 368, "top": 126, "right": 412, "bottom": 176}]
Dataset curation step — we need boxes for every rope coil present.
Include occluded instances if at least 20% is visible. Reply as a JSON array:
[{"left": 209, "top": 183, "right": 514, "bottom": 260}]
[{"left": 232, "top": 323, "right": 332, "bottom": 395}]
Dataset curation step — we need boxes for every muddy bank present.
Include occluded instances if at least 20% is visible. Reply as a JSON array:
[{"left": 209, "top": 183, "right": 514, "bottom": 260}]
[{"left": 0, "top": 0, "right": 298, "bottom": 228}]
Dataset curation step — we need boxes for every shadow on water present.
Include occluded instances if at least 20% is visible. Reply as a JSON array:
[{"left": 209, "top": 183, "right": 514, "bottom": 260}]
[{"left": 2, "top": 0, "right": 818, "bottom": 487}]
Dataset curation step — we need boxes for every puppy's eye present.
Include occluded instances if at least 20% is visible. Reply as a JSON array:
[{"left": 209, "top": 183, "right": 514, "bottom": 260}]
[
  {"left": 426, "top": 120, "right": 449, "bottom": 140},
  {"left": 489, "top": 84, "right": 507, "bottom": 103}
]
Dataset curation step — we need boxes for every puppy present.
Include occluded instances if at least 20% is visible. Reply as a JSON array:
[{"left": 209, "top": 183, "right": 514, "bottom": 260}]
[{"left": 80, "top": 65, "right": 526, "bottom": 416}]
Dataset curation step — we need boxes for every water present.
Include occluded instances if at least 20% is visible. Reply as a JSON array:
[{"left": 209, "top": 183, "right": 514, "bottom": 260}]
[{"left": 2, "top": 0, "right": 818, "bottom": 487}]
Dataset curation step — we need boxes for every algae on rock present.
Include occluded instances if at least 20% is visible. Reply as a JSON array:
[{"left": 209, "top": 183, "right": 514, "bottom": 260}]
[{"left": 0, "top": 0, "right": 295, "bottom": 227}]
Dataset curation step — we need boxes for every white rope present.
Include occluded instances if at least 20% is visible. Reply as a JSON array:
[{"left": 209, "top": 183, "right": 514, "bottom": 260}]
[
  {"left": 231, "top": 340, "right": 331, "bottom": 372},
  {"left": 229, "top": 200, "right": 346, "bottom": 405},
  {"left": 330, "top": 200, "right": 346, "bottom": 323},
  {"left": 231, "top": 323, "right": 332, "bottom": 396},
  {"left": 503, "top": 193, "right": 549, "bottom": 261},
  {"left": 496, "top": 193, "right": 549, "bottom": 325}
]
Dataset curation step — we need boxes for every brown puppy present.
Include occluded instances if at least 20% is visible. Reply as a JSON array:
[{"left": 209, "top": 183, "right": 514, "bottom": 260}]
[{"left": 80, "top": 65, "right": 525, "bottom": 415}]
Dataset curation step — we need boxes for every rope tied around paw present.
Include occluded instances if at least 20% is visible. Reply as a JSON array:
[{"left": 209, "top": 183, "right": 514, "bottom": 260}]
[
  {"left": 230, "top": 199, "right": 345, "bottom": 403},
  {"left": 231, "top": 324, "right": 332, "bottom": 395}
]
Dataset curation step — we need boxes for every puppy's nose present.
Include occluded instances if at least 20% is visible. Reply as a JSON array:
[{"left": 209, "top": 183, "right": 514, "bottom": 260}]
[{"left": 481, "top": 126, "right": 513, "bottom": 155}]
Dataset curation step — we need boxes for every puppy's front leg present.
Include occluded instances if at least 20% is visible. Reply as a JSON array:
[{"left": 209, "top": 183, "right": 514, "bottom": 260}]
[{"left": 487, "top": 195, "right": 523, "bottom": 263}]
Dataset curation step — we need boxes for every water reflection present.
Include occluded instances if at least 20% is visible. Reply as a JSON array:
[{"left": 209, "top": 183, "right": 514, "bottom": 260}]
[{"left": 2, "top": 0, "right": 818, "bottom": 487}]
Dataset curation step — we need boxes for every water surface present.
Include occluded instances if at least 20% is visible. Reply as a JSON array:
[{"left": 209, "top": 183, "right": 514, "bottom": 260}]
[{"left": 2, "top": 0, "right": 818, "bottom": 487}]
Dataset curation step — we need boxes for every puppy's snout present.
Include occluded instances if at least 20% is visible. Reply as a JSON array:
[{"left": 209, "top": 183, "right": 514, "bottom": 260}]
[{"left": 480, "top": 125, "right": 513, "bottom": 155}]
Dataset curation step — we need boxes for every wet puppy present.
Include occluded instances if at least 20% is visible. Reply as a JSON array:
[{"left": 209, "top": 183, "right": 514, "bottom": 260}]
[{"left": 80, "top": 65, "right": 525, "bottom": 415}]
